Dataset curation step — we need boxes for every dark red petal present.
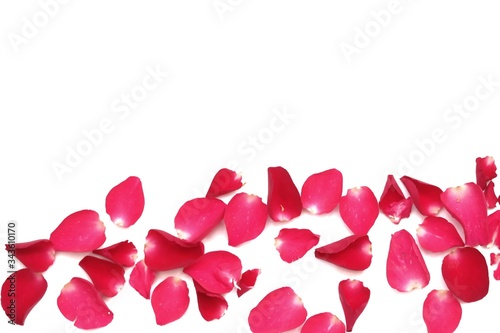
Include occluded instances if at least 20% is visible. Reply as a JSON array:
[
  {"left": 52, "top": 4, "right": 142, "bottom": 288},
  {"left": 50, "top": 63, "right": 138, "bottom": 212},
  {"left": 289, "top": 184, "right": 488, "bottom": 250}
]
[
  {"left": 275, "top": 228, "right": 320, "bottom": 263},
  {"left": 129, "top": 259, "right": 156, "bottom": 299},
  {"left": 442, "top": 247, "right": 489, "bottom": 302},
  {"left": 400, "top": 176, "right": 443, "bottom": 216},
  {"left": 93, "top": 240, "right": 138, "bottom": 267},
  {"left": 423, "top": 289, "right": 462, "bottom": 333},
  {"left": 301, "top": 168, "right": 343, "bottom": 214},
  {"left": 224, "top": 193, "right": 268, "bottom": 246},
  {"left": 50, "top": 210, "right": 106, "bottom": 252},
  {"left": 1, "top": 269, "right": 47, "bottom": 325},
  {"left": 151, "top": 276, "right": 189, "bottom": 325},
  {"left": 193, "top": 281, "right": 228, "bottom": 321},
  {"left": 476, "top": 156, "right": 497, "bottom": 190},
  {"left": 79, "top": 256, "right": 125, "bottom": 298},
  {"left": 183, "top": 250, "right": 242, "bottom": 294},
  {"left": 338, "top": 279, "right": 370, "bottom": 332},
  {"left": 490, "top": 253, "right": 500, "bottom": 280},
  {"left": 339, "top": 186, "right": 379, "bottom": 235},
  {"left": 5, "top": 239, "right": 55, "bottom": 272},
  {"left": 487, "top": 210, "right": 500, "bottom": 248},
  {"left": 174, "top": 197, "right": 226, "bottom": 243},
  {"left": 144, "top": 229, "right": 204, "bottom": 271},
  {"left": 379, "top": 175, "right": 413, "bottom": 224},
  {"left": 484, "top": 181, "right": 498, "bottom": 209},
  {"left": 248, "top": 286, "right": 307, "bottom": 333},
  {"left": 57, "top": 277, "right": 113, "bottom": 329},
  {"left": 314, "top": 235, "right": 372, "bottom": 271},
  {"left": 237, "top": 268, "right": 260, "bottom": 297},
  {"left": 105, "top": 176, "right": 145, "bottom": 228},
  {"left": 416, "top": 216, "right": 464, "bottom": 252},
  {"left": 206, "top": 168, "right": 243, "bottom": 197},
  {"left": 440, "top": 182, "right": 488, "bottom": 246},
  {"left": 267, "top": 166, "right": 303, "bottom": 222},
  {"left": 300, "top": 312, "right": 346, "bottom": 333},
  {"left": 386, "top": 229, "right": 430, "bottom": 292}
]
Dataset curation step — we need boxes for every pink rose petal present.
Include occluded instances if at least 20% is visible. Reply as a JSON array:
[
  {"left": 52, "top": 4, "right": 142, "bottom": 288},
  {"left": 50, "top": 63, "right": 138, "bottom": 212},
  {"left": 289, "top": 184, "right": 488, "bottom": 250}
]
[
  {"left": 487, "top": 210, "right": 500, "bottom": 248},
  {"left": 267, "top": 166, "right": 303, "bottom": 222},
  {"left": 79, "top": 255, "right": 125, "bottom": 298},
  {"left": 93, "top": 240, "right": 138, "bottom": 267},
  {"left": 300, "top": 312, "right": 346, "bottom": 333},
  {"left": 489, "top": 253, "right": 500, "bottom": 280},
  {"left": 193, "top": 281, "right": 228, "bottom": 321},
  {"left": 339, "top": 186, "right": 379, "bottom": 235},
  {"left": 237, "top": 268, "right": 261, "bottom": 297},
  {"left": 339, "top": 279, "right": 370, "bottom": 332},
  {"left": 206, "top": 168, "right": 243, "bottom": 197},
  {"left": 379, "top": 175, "right": 413, "bottom": 224},
  {"left": 476, "top": 156, "right": 497, "bottom": 190},
  {"left": 5, "top": 239, "right": 55, "bottom": 272},
  {"left": 314, "top": 235, "right": 372, "bottom": 271},
  {"left": 484, "top": 181, "right": 498, "bottom": 209},
  {"left": 416, "top": 216, "right": 464, "bottom": 252},
  {"left": 151, "top": 276, "right": 189, "bottom": 325},
  {"left": 129, "top": 259, "right": 156, "bottom": 299},
  {"left": 423, "top": 289, "right": 462, "bottom": 333},
  {"left": 105, "top": 176, "right": 145, "bottom": 228},
  {"left": 400, "top": 176, "right": 443, "bottom": 216},
  {"left": 275, "top": 228, "right": 320, "bottom": 263},
  {"left": 301, "top": 168, "right": 343, "bottom": 214}
]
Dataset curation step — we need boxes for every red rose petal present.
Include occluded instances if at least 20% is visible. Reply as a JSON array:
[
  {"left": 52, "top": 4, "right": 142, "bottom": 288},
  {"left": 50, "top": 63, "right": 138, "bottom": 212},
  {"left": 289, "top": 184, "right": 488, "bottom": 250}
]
[
  {"left": 206, "top": 168, "right": 243, "bottom": 197},
  {"left": 248, "top": 286, "right": 307, "bottom": 333},
  {"left": 314, "top": 235, "right": 372, "bottom": 271},
  {"left": 79, "top": 255, "right": 125, "bottom": 298},
  {"left": 57, "top": 277, "right": 113, "bottom": 329},
  {"left": 379, "top": 175, "right": 413, "bottom": 224},
  {"left": 339, "top": 186, "right": 379, "bottom": 235},
  {"left": 442, "top": 246, "right": 489, "bottom": 302},
  {"left": 50, "top": 210, "right": 106, "bottom": 252},
  {"left": 275, "top": 228, "right": 320, "bottom": 263},
  {"left": 193, "top": 281, "right": 228, "bottom": 321},
  {"left": 484, "top": 181, "right": 498, "bottom": 209},
  {"left": 144, "top": 229, "right": 204, "bottom": 271},
  {"left": 93, "top": 240, "right": 138, "bottom": 267},
  {"left": 490, "top": 253, "right": 500, "bottom": 280},
  {"left": 151, "top": 276, "right": 189, "bottom": 325},
  {"left": 183, "top": 250, "right": 242, "bottom": 294},
  {"left": 487, "top": 210, "right": 500, "bottom": 248},
  {"left": 400, "top": 176, "right": 443, "bottom": 216},
  {"left": 224, "top": 193, "right": 268, "bottom": 246},
  {"left": 301, "top": 168, "right": 343, "bottom": 214},
  {"left": 129, "top": 259, "right": 156, "bottom": 299},
  {"left": 237, "top": 268, "right": 261, "bottom": 297},
  {"left": 1, "top": 269, "right": 47, "bottom": 325},
  {"left": 386, "top": 229, "right": 430, "bottom": 292},
  {"left": 105, "top": 176, "right": 145, "bottom": 228},
  {"left": 423, "top": 289, "right": 462, "bottom": 333},
  {"left": 174, "top": 197, "right": 226, "bottom": 243},
  {"left": 300, "top": 312, "right": 346, "bottom": 333},
  {"left": 5, "top": 239, "right": 55, "bottom": 272},
  {"left": 416, "top": 216, "right": 464, "bottom": 252},
  {"left": 338, "top": 279, "right": 370, "bottom": 332},
  {"left": 476, "top": 156, "right": 497, "bottom": 190},
  {"left": 440, "top": 182, "right": 488, "bottom": 246},
  {"left": 267, "top": 166, "right": 303, "bottom": 222}
]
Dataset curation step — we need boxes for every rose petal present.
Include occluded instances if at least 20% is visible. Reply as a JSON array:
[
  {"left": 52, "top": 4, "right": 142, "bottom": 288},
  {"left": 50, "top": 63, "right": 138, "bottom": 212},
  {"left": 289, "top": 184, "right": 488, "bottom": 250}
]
[
  {"left": 484, "top": 181, "right": 498, "bottom": 209},
  {"left": 476, "top": 156, "right": 497, "bottom": 190},
  {"left": 301, "top": 168, "right": 343, "bottom": 214},
  {"left": 105, "top": 176, "right": 145, "bottom": 228},
  {"left": 275, "top": 228, "right": 320, "bottom": 263},
  {"left": 423, "top": 289, "right": 462, "bottom": 333},
  {"left": 314, "top": 235, "right": 372, "bottom": 271},
  {"left": 338, "top": 279, "right": 370, "bottom": 332},
  {"left": 267, "top": 166, "right": 303, "bottom": 222},
  {"left": 300, "top": 312, "right": 346, "bottom": 333},
  {"left": 487, "top": 210, "right": 500, "bottom": 248},
  {"left": 129, "top": 259, "right": 156, "bottom": 299},
  {"left": 379, "top": 175, "right": 413, "bottom": 224},
  {"left": 400, "top": 176, "right": 443, "bottom": 216},
  {"left": 93, "top": 240, "right": 138, "bottom": 267},
  {"left": 193, "top": 281, "right": 228, "bottom": 321},
  {"left": 206, "top": 168, "right": 243, "bottom": 198},
  {"left": 416, "top": 216, "right": 464, "bottom": 252},
  {"left": 489, "top": 253, "right": 500, "bottom": 280},
  {"left": 79, "top": 256, "right": 125, "bottom": 298},
  {"left": 1, "top": 269, "right": 47, "bottom": 325},
  {"left": 339, "top": 186, "right": 379, "bottom": 235},
  {"left": 237, "top": 268, "right": 261, "bottom": 297},
  {"left": 151, "top": 276, "right": 189, "bottom": 325},
  {"left": 5, "top": 239, "right": 55, "bottom": 272}
]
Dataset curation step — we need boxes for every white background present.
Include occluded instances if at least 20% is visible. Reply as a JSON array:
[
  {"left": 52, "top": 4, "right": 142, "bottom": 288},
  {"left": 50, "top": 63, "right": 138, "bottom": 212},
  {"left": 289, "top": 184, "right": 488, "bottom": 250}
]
[{"left": 1, "top": 1, "right": 500, "bottom": 332}]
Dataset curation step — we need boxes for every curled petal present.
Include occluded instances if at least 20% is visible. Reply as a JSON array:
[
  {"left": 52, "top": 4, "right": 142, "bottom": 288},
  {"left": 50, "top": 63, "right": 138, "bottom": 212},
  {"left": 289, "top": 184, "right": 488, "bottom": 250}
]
[
  {"left": 237, "top": 269, "right": 260, "bottom": 297},
  {"left": 267, "top": 166, "right": 303, "bottom": 222},
  {"left": 93, "top": 240, "right": 138, "bottom": 267},
  {"left": 400, "top": 176, "right": 443, "bottom": 216},
  {"left": 339, "top": 186, "right": 379, "bottom": 235},
  {"left": 275, "top": 228, "right": 320, "bottom": 263},
  {"left": 300, "top": 312, "right": 346, "bottom": 333},
  {"left": 206, "top": 168, "right": 243, "bottom": 197},
  {"left": 79, "top": 256, "right": 125, "bottom": 298},
  {"left": 5, "top": 239, "right": 55, "bottom": 272},
  {"left": 423, "top": 289, "right": 462, "bottom": 333},
  {"left": 339, "top": 279, "right": 370, "bottom": 332},
  {"left": 416, "top": 216, "right": 464, "bottom": 252},
  {"left": 194, "top": 281, "right": 228, "bottom": 321},
  {"left": 314, "top": 235, "right": 372, "bottom": 271},
  {"left": 484, "top": 181, "right": 498, "bottom": 209},
  {"left": 129, "top": 259, "right": 156, "bottom": 299},
  {"left": 379, "top": 175, "right": 413, "bottom": 224},
  {"left": 476, "top": 156, "right": 497, "bottom": 190},
  {"left": 105, "top": 176, "right": 145, "bottom": 228},
  {"left": 151, "top": 276, "right": 189, "bottom": 325},
  {"left": 301, "top": 168, "right": 343, "bottom": 214}
]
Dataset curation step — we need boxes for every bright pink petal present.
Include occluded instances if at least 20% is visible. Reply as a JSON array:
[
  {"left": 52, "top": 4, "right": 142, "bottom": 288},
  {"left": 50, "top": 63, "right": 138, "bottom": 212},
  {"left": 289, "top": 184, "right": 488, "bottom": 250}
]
[
  {"left": 484, "top": 181, "right": 498, "bottom": 209},
  {"left": 314, "top": 235, "right": 372, "bottom": 271},
  {"left": 248, "top": 286, "right": 307, "bottom": 333},
  {"left": 267, "top": 166, "right": 303, "bottom": 222},
  {"left": 379, "top": 175, "right": 413, "bottom": 224},
  {"left": 105, "top": 176, "right": 145, "bottom": 228},
  {"left": 476, "top": 156, "right": 497, "bottom": 190},
  {"left": 79, "top": 256, "right": 125, "bottom": 298},
  {"left": 301, "top": 168, "right": 343, "bottom": 214},
  {"left": 224, "top": 193, "right": 268, "bottom": 246},
  {"left": 423, "top": 289, "right": 462, "bottom": 333},
  {"left": 5, "top": 239, "right": 55, "bottom": 272},
  {"left": 416, "top": 216, "right": 464, "bottom": 252},
  {"left": 174, "top": 197, "right": 226, "bottom": 243},
  {"left": 275, "top": 228, "right": 320, "bottom": 263},
  {"left": 386, "top": 229, "right": 430, "bottom": 292},
  {"left": 144, "top": 229, "right": 204, "bottom": 271},
  {"left": 300, "top": 312, "right": 346, "bottom": 333},
  {"left": 440, "top": 182, "right": 488, "bottom": 246},
  {"left": 50, "top": 210, "right": 106, "bottom": 252},
  {"left": 237, "top": 268, "right": 260, "bottom": 297},
  {"left": 400, "top": 176, "right": 443, "bottom": 216},
  {"left": 490, "top": 253, "right": 500, "bottom": 280},
  {"left": 442, "top": 247, "right": 489, "bottom": 302},
  {"left": 129, "top": 259, "right": 156, "bottom": 299},
  {"left": 487, "top": 210, "right": 500, "bottom": 248},
  {"left": 206, "top": 168, "right": 243, "bottom": 197},
  {"left": 339, "top": 186, "right": 379, "bottom": 235},
  {"left": 93, "top": 240, "right": 138, "bottom": 267},
  {"left": 183, "top": 250, "right": 242, "bottom": 294},
  {"left": 57, "top": 277, "right": 113, "bottom": 329},
  {"left": 151, "top": 276, "right": 189, "bottom": 325},
  {"left": 193, "top": 281, "right": 228, "bottom": 321},
  {"left": 338, "top": 279, "right": 370, "bottom": 332},
  {"left": 1, "top": 269, "right": 47, "bottom": 325}
]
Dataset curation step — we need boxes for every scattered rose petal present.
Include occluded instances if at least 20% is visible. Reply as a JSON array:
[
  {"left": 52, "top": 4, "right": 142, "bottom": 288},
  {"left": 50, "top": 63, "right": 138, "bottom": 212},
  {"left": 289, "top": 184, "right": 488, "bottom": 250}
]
[
  {"left": 314, "top": 235, "right": 372, "bottom": 271},
  {"left": 151, "top": 276, "right": 189, "bottom": 325},
  {"left": 339, "top": 186, "right": 379, "bottom": 235},
  {"left": 488, "top": 210, "right": 500, "bottom": 248},
  {"left": 338, "top": 279, "right": 370, "bottom": 332},
  {"left": 267, "top": 166, "right": 303, "bottom": 222},
  {"left": 93, "top": 240, "right": 138, "bottom": 267},
  {"left": 129, "top": 259, "right": 156, "bottom": 299},
  {"left": 484, "top": 181, "right": 497, "bottom": 209},
  {"left": 300, "top": 312, "right": 346, "bottom": 333},
  {"left": 416, "top": 216, "right": 464, "bottom": 252},
  {"left": 386, "top": 229, "right": 430, "bottom": 292},
  {"left": 489, "top": 253, "right": 500, "bottom": 280},
  {"left": 275, "top": 228, "right": 320, "bottom": 263},
  {"left": 1, "top": 269, "right": 47, "bottom": 325},
  {"left": 206, "top": 168, "right": 243, "bottom": 197},
  {"left": 423, "top": 289, "right": 462, "bottom": 333},
  {"left": 50, "top": 210, "right": 106, "bottom": 252},
  {"left": 400, "top": 176, "right": 443, "bottom": 216},
  {"left": 237, "top": 269, "right": 261, "bottom": 297},
  {"left": 301, "top": 168, "right": 343, "bottom": 214},
  {"left": 79, "top": 255, "right": 125, "bottom": 298},
  {"left": 5, "top": 239, "right": 55, "bottom": 272},
  {"left": 57, "top": 277, "right": 113, "bottom": 329},
  {"left": 248, "top": 286, "right": 307, "bottom": 333},
  {"left": 476, "top": 156, "right": 497, "bottom": 190},
  {"left": 379, "top": 175, "right": 413, "bottom": 224},
  {"left": 105, "top": 176, "right": 145, "bottom": 228},
  {"left": 193, "top": 281, "right": 228, "bottom": 321},
  {"left": 442, "top": 246, "right": 489, "bottom": 302}
]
